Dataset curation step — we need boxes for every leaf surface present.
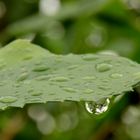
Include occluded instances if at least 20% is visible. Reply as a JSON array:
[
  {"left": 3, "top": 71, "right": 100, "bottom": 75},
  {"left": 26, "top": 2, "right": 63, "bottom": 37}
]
[{"left": 0, "top": 39, "right": 140, "bottom": 109}]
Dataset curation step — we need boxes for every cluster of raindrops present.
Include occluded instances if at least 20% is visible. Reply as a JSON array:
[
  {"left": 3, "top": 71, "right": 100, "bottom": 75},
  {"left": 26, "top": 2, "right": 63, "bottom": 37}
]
[
  {"left": 0, "top": 43, "right": 139, "bottom": 116},
  {"left": 85, "top": 98, "right": 110, "bottom": 115}
]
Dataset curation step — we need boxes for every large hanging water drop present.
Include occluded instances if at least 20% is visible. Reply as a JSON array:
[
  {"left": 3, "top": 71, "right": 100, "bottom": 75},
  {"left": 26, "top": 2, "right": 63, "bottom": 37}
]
[{"left": 85, "top": 98, "right": 110, "bottom": 115}]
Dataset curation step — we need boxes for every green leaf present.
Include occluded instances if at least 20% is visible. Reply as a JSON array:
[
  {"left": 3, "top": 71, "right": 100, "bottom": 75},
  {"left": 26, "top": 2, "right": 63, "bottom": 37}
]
[{"left": 0, "top": 39, "right": 140, "bottom": 110}]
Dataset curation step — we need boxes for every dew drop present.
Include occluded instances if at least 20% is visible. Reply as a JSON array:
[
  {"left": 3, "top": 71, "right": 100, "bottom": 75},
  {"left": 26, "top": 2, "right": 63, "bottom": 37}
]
[
  {"left": 96, "top": 63, "right": 112, "bottom": 72},
  {"left": 49, "top": 76, "right": 69, "bottom": 82},
  {"left": 33, "top": 65, "right": 49, "bottom": 72},
  {"left": 62, "top": 87, "right": 77, "bottom": 93},
  {"left": 0, "top": 96, "right": 17, "bottom": 103},
  {"left": 30, "top": 92, "right": 43, "bottom": 96},
  {"left": 110, "top": 73, "right": 123, "bottom": 79},
  {"left": 82, "top": 55, "right": 98, "bottom": 61},
  {"left": 85, "top": 98, "right": 110, "bottom": 115},
  {"left": 17, "top": 72, "right": 29, "bottom": 81}
]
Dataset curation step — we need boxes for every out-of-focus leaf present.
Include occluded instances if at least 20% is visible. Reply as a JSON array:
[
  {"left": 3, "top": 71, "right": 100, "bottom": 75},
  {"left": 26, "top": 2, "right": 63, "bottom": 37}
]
[{"left": 4, "top": 0, "right": 110, "bottom": 37}]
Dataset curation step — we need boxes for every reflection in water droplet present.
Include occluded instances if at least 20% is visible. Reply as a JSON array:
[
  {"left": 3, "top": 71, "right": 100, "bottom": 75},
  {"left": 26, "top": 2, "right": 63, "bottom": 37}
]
[
  {"left": 85, "top": 98, "right": 110, "bottom": 115},
  {"left": 96, "top": 63, "right": 112, "bottom": 72},
  {"left": 110, "top": 73, "right": 123, "bottom": 79},
  {"left": 0, "top": 96, "right": 17, "bottom": 103},
  {"left": 17, "top": 72, "right": 29, "bottom": 81},
  {"left": 85, "top": 102, "right": 96, "bottom": 114},
  {"left": 95, "top": 98, "right": 110, "bottom": 115},
  {"left": 49, "top": 76, "right": 69, "bottom": 82},
  {"left": 33, "top": 65, "right": 49, "bottom": 72}
]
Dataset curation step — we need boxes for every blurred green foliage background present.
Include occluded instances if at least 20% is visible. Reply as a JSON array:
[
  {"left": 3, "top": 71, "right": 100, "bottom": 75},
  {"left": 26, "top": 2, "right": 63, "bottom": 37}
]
[{"left": 0, "top": 0, "right": 140, "bottom": 140}]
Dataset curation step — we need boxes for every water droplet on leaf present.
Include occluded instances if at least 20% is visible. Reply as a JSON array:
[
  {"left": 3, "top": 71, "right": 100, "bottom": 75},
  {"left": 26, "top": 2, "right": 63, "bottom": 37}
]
[
  {"left": 49, "top": 76, "right": 69, "bottom": 82},
  {"left": 0, "top": 96, "right": 17, "bottom": 103},
  {"left": 33, "top": 65, "right": 49, "bottom": 72},
  {"left": 96, "top": 63, "right": 112, "bottom": 72},
  {"left": 62, "top": 87, "right": 77, "bottom": 93},
  {"left": 31, "top": 92, "right": 43, "bottom": 96},
  {"left": 35, "top": 75, "right": 49, "bottom": 81},
  {"left": 110, "top": 73, "right": 123, "bottom": 79},
  {"left": 17, "top": 72, "right": 29, "bottom": 81}
]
